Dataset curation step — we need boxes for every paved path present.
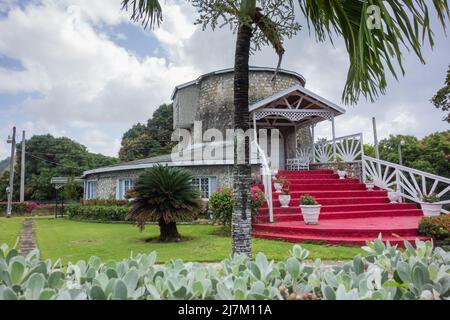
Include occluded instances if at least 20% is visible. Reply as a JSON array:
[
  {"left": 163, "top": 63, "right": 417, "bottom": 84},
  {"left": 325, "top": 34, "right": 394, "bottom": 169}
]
[{"left": 19, "top": 219, "right": 37, "bottom": 256}]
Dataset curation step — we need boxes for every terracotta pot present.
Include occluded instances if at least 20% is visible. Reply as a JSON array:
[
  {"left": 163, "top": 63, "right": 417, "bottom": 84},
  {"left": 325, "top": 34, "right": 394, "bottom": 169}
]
[
  {"left": 300, "top": 205, "right": 321, "bottom": 225},
  {"left": 279, "top": 194, "right": 291, "bottom": 208}
]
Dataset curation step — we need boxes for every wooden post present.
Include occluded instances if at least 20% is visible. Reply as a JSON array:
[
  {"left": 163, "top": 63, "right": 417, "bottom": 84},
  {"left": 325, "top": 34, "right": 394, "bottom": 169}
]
[{"left": 20, "top": 130, "right": 25, "bottom": 203}]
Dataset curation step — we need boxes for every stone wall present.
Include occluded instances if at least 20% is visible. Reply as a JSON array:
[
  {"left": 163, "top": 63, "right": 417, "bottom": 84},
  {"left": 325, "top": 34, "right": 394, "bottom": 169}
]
[
  {"left": 309, "top": 161, "right": 363, "bottom": 181},
  {"left": 87, "top": 165, "right": 262, "bottom": 200},
  {"left": 173, "top": 70, "right": 303, "bottom": 134}
]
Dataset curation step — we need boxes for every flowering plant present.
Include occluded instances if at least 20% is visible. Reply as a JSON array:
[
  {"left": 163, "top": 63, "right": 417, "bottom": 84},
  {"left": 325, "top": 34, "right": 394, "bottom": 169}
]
[{"left": 250, "top": 186, "right": 266, "bottom": 215}]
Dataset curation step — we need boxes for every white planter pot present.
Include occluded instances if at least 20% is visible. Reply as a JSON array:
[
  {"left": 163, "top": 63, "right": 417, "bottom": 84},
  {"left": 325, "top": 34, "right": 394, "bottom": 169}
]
[
  {"left": 337, "top": 170, "right": 347, "bottom": 180},
  {"left": 274, "top": 182, "right": 283, "bottom": 193},
  {"left": 420, "top": 202, "right": 443, "bottom": 217},
  {"left": 365, "top": 183, "right": 375, "bottom": 192},
  {"left": 300, "top": 205, "right": 321, "bottom": 225},
  {"left": 388, "top": 191, "right": 400, "bottom": 203},
  {"left": 279, "top": 194, "right": 291, "bottom": 208}
]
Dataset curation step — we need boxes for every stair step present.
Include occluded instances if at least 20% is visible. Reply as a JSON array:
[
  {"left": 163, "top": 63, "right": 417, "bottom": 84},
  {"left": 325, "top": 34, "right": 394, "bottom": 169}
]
[
  {"left": 259, "top": 203, "right": 418, "bottom": 214},
  {"left": 252, "top": 231, "right": 429, "bottom": 247},
  {"left": 268, "top": 196, "right": 390, "bottom": 207},
  {"left": 272, "top": 190, "right": 387, "bottom": 198},
  {"left": 256, "top": 209, "right": 423, "bottom": 222},
  {"left": 253, "top": 217, "right": 422, "bottom": 238},
  {"left": 274, "top": 184, "right": 367, "bottom": 191}
]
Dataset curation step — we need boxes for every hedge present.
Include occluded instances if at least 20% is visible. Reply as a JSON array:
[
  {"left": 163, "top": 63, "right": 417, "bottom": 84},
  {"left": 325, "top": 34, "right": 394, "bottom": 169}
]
[
  {"left": 0, "top": 202, "right": 36, "bottom": 215},
  {"left": 65, "top": 204, "right": 128, "bottom": 222}
]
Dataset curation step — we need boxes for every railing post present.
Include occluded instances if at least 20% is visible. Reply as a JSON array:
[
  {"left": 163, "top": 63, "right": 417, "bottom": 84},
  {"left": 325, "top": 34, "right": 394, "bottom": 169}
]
[
  {"left": 360, "top": 133, "right": 366, "bottom": 183},
  {"left": 331, "top": 117, "right": 337, "bottom": 160},
  {"left": 395, "top": 168, "right": 403, "bottom": 203}
]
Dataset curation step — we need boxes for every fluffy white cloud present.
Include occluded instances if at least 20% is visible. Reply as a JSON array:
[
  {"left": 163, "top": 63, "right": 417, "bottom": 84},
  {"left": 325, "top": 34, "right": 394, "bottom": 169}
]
[{"left": 0, "top": 0, "right": 448, "bottom": 161}]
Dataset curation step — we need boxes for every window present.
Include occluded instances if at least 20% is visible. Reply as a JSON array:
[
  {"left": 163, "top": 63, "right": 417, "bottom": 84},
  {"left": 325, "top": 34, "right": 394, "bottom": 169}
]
[
  {"left": 85, "top": 181, "right": 97, "bottom": 200},
  {"left": 192, "top": 176, "right": 217, "bottom": 199},
  {"left": 116, "top": 179, "right": 134, "bottom": 200}
]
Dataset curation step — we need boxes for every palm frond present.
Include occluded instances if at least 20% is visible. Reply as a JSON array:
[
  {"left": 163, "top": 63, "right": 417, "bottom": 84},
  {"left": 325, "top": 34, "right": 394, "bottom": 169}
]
[
  {"left": 122, "top": 0, "right": 163, "bottom": 29},
  {"left": 127, "top": 165, "right": 202, "bottom": 230},
  {"left": 299, "top": 0, "right": 449, "bottom": 104}
]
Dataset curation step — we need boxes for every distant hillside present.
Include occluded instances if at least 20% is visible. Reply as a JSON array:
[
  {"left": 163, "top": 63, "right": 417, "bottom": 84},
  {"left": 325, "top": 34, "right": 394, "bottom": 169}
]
[{"left": 0, "top": 157, "right": 9, "bottom": 173}]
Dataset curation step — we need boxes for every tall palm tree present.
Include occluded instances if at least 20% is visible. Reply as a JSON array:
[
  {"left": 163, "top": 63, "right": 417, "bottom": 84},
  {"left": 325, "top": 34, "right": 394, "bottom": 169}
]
[{"left": 121, "top": 0, "right": 449, "bottom": 255}]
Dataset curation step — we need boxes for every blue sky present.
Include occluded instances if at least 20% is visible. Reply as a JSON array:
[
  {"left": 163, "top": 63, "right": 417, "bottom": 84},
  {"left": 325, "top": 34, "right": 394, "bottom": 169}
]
[{"left": 0, "top": 0, "right": 449, "bottom": 160}]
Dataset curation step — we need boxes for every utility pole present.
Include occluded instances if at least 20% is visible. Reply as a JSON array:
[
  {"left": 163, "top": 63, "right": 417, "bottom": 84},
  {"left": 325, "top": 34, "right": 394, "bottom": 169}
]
[
  {"left": 20, "top": 130, "right": 26, "bottom": 202},
  {"left": 6, "top": 127, "right": 16, "bottom": 218},
  {"left": 372, "top": 117, "right": 380, "bottom": 159}
]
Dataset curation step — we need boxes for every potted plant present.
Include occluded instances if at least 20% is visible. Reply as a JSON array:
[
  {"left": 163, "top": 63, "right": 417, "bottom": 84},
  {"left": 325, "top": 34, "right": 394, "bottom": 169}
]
[
  {"left": 274, "top": 176, "right": 286, "bottom": 193},
  {"left": 387, "top": 187, "right": 400, "bottom": 203},
  {"left": 299, "top": 194, "right": 321, "bottom": 225},
  {"left": 279, "top": 188, "right": 291, "bottom": 208},
  {"left": 420, "top": 193, "right": 443, "bottom": 217},
  {"left": 334, "top": 156, "right": 347, "bottom": 179},
  {"left": 365, "top": 176, "right": 375, "bottom": 191}
]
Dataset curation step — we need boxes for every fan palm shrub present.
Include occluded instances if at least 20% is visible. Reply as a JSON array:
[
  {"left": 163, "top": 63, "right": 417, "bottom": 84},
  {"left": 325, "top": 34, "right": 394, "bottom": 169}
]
[{"left": 126, "top": 165, "right": 203, "bottom": 242}]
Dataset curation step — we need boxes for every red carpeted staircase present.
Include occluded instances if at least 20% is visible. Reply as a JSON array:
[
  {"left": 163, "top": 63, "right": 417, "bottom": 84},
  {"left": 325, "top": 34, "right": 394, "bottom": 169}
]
[{"left": 252, "top": 170, "right": 428, "bottom": 246}]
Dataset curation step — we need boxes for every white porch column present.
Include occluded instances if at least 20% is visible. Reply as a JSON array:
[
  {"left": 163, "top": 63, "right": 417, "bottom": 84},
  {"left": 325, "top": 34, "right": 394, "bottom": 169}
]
[
  {"left": 331, "top": 116, "right": 337, "bottom": 160},
  {"left": 311, "top": 124, "right": 315, "bottom": 163}
]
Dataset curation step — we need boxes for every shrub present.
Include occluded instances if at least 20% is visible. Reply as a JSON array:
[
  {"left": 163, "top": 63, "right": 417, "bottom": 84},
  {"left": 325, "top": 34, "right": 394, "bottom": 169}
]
[
  {"left": 66, "top": 204, "right": 128, "bottom": 221},
  {"left": 0, "top": 237, "right": 448, "bottom": 300},
  {"left": 0, "top": 202, "right": 28, "bottom": 215},
  {"left": 300, "top": 195, "right": 318, "bottom": 206},
  {"left": 418, "top": 215, "right": 450, "bottom": 246},
  {"left": 209, "top": 186, "right": 266, "bottom": 226},
  {"left": 209, "top": 187, "right": 234, "bottom": 227},
  {"left": 81, "top": 199, "right": 129, "bottom": 206},
  {"left": 421, "top": 193, "right": 440, "bottom": 203}
]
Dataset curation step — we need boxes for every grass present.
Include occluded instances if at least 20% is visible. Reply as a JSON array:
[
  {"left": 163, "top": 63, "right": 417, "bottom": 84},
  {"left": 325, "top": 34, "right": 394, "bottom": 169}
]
[
  {"left": 34, "top": 218, "right": 364, "bottom": 264},
  {"left": 0, "top": 217, "right": 24, "bottom": 248}
]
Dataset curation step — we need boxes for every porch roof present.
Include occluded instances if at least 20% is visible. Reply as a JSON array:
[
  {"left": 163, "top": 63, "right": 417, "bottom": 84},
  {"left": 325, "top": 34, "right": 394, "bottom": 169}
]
[{"left": 250, "top": 84, "right": 346, "bottom": 114}]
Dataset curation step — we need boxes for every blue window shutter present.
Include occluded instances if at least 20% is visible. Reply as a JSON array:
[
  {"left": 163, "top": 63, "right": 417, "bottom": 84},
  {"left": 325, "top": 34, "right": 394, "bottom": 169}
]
[
  {"left": 116, "top": 180, "right": 121, "bottom": 200},
  {"left": 210, "top": 177, "right": 217, "bottom": 197}
]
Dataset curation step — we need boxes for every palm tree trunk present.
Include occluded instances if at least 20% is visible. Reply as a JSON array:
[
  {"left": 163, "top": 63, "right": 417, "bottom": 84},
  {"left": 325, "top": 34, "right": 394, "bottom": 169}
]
[
  {"left": 232, "top": 24, "right": 253, "bottom": 257},
  {"left": 158, "top": 218, "right": 181, "bottom": 242}
]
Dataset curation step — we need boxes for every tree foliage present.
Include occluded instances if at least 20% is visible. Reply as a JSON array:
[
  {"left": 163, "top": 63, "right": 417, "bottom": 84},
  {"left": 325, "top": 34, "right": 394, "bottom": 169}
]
[
  {"left": 364, "top": 131, "right": 450, "bottom": 177},
  {"left": 431, "top": 64, "right": 450, "bottom": 122},
  {"left": 0, "top": 135, "right": 117, "bottom": 202},
  {"left": 119, "top": 103, "right": 174, "bottom": 162},
  {"left": 127, "top": 165, "right": 203, "bottom": 242}
]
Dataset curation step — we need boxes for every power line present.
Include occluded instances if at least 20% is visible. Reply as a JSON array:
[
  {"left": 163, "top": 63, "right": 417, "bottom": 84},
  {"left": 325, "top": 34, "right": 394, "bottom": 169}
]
[{"left": 25, "top": 152, "right": 85, "bottom": 170}]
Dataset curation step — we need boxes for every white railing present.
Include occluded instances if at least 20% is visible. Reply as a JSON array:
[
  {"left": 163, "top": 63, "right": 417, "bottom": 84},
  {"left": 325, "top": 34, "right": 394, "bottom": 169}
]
[
  {"left": 362, "top": 155, "right": 450, "bottom": 213},
  {"left": 252, "top": 140, "right": 274, "bottom": 223},
  {"left": 313, "top": 133, "right": 364, "bottom": 163}
]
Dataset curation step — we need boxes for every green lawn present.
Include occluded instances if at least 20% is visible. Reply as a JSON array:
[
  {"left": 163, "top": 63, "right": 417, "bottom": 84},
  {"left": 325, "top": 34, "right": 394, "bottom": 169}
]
[
  {"left": 34, "top": 218, "right": 363, "bottom": 264},
  {"left": 0, "top": 217, "right": 24, "bottom": 248}
]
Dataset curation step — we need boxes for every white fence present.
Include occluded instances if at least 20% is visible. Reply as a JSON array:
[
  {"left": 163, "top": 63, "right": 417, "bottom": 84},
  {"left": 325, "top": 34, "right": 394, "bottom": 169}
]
[
  {"left": 312, "top": 133, "right": 363, "bottom": 163},
  {"left": 362, "top": 155, "right": 450, "bottom": 213}
]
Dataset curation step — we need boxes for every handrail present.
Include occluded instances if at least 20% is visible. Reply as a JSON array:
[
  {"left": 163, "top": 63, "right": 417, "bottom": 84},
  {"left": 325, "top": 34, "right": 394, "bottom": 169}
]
[
  {"left": 252, "top": 140, "right": 274, "bottom": 223},
  {"left": 313, "top": 133, "right": 363, "bottom": 163},
  {"left": 362, "top": 155, "right": 450, "bottom": 213}
]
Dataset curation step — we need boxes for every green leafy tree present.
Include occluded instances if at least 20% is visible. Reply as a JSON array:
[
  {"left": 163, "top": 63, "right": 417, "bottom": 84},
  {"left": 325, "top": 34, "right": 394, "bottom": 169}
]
[
  {"left": 127, "top": 166, "right": 203, "bottom": 242},
  {"left": 365, "top": 131, "right": 449, "bottom": 177},
  {"left": 12, "top": 134, "right": 117, "bottom": 201},
  {"left": 119, "top": 103, "right": 175, "bottom": 161},
  {"left": 431, "top": 64, "right": 450, "bottom": 122},
  {"left": 122, "top": 0, "right": 449, "bottom": 256}
]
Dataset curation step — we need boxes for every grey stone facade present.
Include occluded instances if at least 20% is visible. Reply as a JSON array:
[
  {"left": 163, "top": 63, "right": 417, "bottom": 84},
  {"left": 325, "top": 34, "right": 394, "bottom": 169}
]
[
  {"left": 310, "top": 161, "right": 363, "bottom": 181},
  {"left": 89, "top": 165, "right": 262, "bottom": 200},
  {"left": 173, "top": 69, "right": 304, "bottom": 134}
]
